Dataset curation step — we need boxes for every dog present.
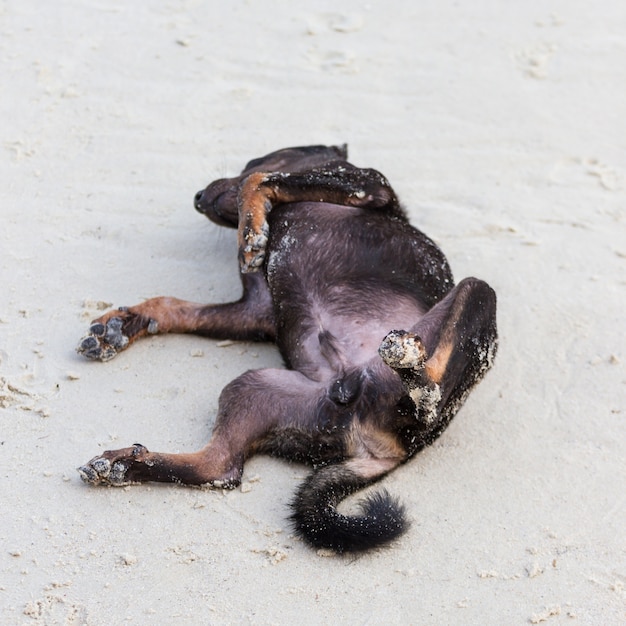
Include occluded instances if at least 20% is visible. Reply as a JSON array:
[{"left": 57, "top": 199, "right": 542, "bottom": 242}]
[{"left": 77, "top": 144, "right": 497, "bottom": 553}]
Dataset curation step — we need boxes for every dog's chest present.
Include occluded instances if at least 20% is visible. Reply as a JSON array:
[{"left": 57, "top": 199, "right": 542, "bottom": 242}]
[{"left": 264, "top": 203, "right": 352, "bottom": 287}]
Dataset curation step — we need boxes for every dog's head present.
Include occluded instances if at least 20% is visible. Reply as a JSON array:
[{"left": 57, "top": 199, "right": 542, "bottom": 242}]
[
  {"left": 194, "top": 175, "right": 240, "bottom": 227},
  {"left": 194, "top": 144, "right": 348, "bottom": 228}
]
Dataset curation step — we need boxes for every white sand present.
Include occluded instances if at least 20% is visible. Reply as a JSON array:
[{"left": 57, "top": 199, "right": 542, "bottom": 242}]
[{"left": 1, "top": 1, "right": 624, "bottom": 624}]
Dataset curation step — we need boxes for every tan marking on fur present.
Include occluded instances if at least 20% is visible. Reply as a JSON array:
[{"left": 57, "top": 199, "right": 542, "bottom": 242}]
[
  {"left": 344, "top": 422, "right": 405, "bottom": 480},
  {"left": 362, "top": 425, "right": 405, "bottom": 460},
  {"left": 238, "top": 172, "right": 272, "bottom": 235},
  {"left": 237, "top": 172, "right": 276, "bottom": 269},
  {"left": 424, "top": 341, "right": 454, "bottom": 384},
  {"left": 344, "top": 456, "right": 401, "bottom": 480},
  {"left": 93, "top": 297, "right": 206, "bottom": 335}
]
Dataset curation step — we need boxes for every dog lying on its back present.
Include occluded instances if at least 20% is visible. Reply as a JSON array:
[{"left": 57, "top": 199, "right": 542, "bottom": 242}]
[{"left": 77, "top": 144, "right": 497, "bottom": 553}]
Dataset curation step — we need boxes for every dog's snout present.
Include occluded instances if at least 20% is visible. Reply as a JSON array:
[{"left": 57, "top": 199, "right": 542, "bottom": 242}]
[
  {"left": 193, "top": 182, "right": 239, "bottom": 227},
  {"left": 194, "top": 190, "right": 205, "bottom": 212}
]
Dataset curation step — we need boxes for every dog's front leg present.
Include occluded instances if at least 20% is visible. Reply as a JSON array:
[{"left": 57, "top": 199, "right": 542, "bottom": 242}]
[
  {"left": 236, "top": 166, "right": 402, "bottom": 272},
  {"left": 77, "top": 272, "right": 275, "bottom": 361}
]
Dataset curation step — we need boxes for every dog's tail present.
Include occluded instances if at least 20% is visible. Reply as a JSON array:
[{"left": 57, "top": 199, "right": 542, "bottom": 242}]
[{"left": 289, "top": 463, "right": 408, "bottom": 553}]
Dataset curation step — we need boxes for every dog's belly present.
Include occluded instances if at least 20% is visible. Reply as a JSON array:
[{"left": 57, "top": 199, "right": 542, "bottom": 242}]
[
  {"left": 319, "top": 297, "right": 424, "bottom": 362},
  {"left": 266, "top": 203, "right": 430, "bottom": 381},
  {"left": 293, "top": 294, "right": 423, "bottom": 380}
]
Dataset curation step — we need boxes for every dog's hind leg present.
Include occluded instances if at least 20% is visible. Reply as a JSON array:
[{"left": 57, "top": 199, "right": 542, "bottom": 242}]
[
  {"left": 78, "top": 368, "right": 327, "bottom": 487},
  {"left": 77, "top": 272, "right": 275, "bottom": 361},
  {"left": 379, "top": 277, "right": 498, "bottom": 450}
]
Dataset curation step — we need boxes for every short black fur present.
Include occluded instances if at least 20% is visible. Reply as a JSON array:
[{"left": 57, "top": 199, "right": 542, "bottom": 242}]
[{"left": 77, "top": 144, "right": 498, "bottom": 554}]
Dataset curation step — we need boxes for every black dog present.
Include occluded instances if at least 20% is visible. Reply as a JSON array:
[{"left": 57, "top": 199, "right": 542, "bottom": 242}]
[{"left": 77, "top": 144, "right": 497, "bottom": 552}]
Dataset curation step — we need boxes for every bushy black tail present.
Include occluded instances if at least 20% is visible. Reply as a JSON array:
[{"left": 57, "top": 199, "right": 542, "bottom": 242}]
[{"left": 289, "top": 464, "right": 408, "bottom": 553}]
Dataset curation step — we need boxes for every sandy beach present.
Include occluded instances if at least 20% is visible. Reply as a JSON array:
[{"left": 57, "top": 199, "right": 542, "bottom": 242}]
[{"left": 1, "top": 1, "right": 624, "bottom": 623}]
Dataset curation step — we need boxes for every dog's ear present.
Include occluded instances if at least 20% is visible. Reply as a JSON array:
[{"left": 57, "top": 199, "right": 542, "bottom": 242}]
[{"left": 242, "top": 144, "right": 348, "bottom": 175}]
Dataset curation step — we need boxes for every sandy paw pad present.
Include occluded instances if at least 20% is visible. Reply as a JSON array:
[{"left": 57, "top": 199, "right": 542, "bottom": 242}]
[
  {"left": 76, "top": 316, "right": 130, "bottom": 361},
  {"left": 379, "top": 330, "right": 427, "bottom": 369},
  {"left": 78, "top": 444, "right": 149, "bottom": 486},
  {"left": 77, "top": 456, "right": 131, "bottom": 486}
]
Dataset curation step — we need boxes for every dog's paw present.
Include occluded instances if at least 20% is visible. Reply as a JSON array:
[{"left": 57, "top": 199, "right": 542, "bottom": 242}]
[
  {"left": 77, "top": 316, "right": 129, "bottom": 361},
  {"left": 379, "top": 330, "right": 427, "bottom": 370},
  {"left": 239, "top": 221, "right": 269, "bottom": 273},
  {"left": 77, "top": 444, "right": 150, "bottom": 486},
  {"left": 77, "top": 309, "right": 158, "bottom": 361}
]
